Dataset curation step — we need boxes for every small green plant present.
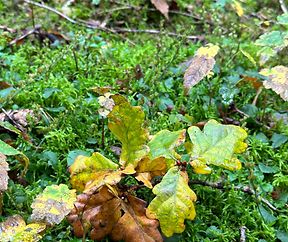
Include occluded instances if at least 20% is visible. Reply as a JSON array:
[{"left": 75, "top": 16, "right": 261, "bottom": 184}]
[{"left": 0, "top": 95, "right": 249, "bottom": 241}]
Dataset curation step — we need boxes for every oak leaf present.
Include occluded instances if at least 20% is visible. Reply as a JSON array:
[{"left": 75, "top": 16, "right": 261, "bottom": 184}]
[
  {"left": 146, "top": 167, "right": 197, "bottom": 237},
  {"left": 108, "top": 99, "right": 149, "bottom": 169},
  {"left": 184, "top": 44, "right": 219, "bottom": 94},
  {"left": 0, "top": 215, "right": 46, "bottom": 242},
  {"left": 148, "top": 129, "right": 186, "bottom": 167},
  {"left": 31, "top": 184, "right": 76, "bottom": 226},
  {"left": 135, "top": 157, "right": 167, "bottom": 188},
  {"left": 188, "top": 120, "right": 247, "bottom": 173},
  {"left": 260, "top": 65, "right": 288, "bottom": 101},
  {"left": 151, "top": 0, "right": 169, "bottom": 19},
  {"left": 69, "top": 152, "right": 120, "bottom": 191},
  {"left": 68, "top": 186, "right": 162, "bottom": 241},
  {"left": 0, "top": 153, "right": 9, "bottom": 192}
]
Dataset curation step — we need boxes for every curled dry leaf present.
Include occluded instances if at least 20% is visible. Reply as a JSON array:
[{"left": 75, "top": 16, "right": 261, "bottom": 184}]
[
  {"left": 0, "top": 153, "right": 9, "bottom": 192},
  {"left": 0, "top": 215, "right": 46, "bottom": 242},
  {"left": 184, "top": 44, "right": 219, "bottom": 94},
  {"left": 260, "top": 65, "right": 288, "bottom": 101},
  {"left": 151, "top": 0, "right": 169, "bottom": 19},
  {"left": 31, "top": 184, "right": 76, "bottom": 226},
  {"left": 0, "top": 109, "right": 35, "bottom": 128},
  {"left": 98, "top": 92, "right": 115, "bottom": 118},
  {"left": 67, "top": 186, "right": 162, "bottom": 241}
]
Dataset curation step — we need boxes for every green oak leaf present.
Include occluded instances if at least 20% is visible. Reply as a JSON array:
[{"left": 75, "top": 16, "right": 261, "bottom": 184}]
[
  {"left": 69, "top": 152, "right": 119, "bottom": 192},
  {"left": 108, "top": 98, "right": 149, "bottom": 169},
  {"left": 31, "top": 184, "right": 76, "bottom": 226},
  {"left": 188, "top": 120, "right": 247, "bottom": 173},
  {"left": 148, "top": 129, "right": 186, "bottom": 167},
  {"left": 146, "top": 167, "right": 197, "bottom": 237}
]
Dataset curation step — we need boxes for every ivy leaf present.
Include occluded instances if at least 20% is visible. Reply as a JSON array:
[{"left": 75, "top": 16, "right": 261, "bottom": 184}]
[
  {"left": 69, "top": 152, "right": 119, "bottom": 192},
  {"left": 68, "top": 186, "right": 162, "bottom": 241},
  {"left": 0, "top": 215, "right": 46, "bottom": 242},
  {"left": 135, "top": 157, "right": 167, "bottom": 188},
  {"left": 188, "top": 120, "right": 247, "bottom": 173},
  {"left": 184, "top": 44, "right": 219, "bottom": 94},
  {"left": 148, "top": 129, "right": 186, "bottom": 166},
  {"left": 260, "top": 65, "right": 288, "bottom": 101},
  {"left": 0, "top": 153, "right": 9, "bottom": 192},
  {"left": 108, "top": 98, "right": 149, "bottom": 169},
  {"left": 31, "top": 184, "right": 76, "bottom": 226},
  {"left": 151, "top": 0, "right": 169, "bottom": 19},
  {"left": 146, "top": 167, "right": 197, "bottom": 237}
]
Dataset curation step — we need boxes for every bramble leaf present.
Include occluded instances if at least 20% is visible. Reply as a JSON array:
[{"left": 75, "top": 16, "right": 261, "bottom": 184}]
[
  {"left": 260, "top": 65, "right": 288, "bottom": 101},
  {"left": 148, "top": 129, "right": 186, "bottom": 166},
  {"left": 108, "top": 98, "right": 149, "bottom": 169},
  {"left": 0, "top": 215, "right": 46, "bottom": 242},
  {"left": 146, "top": 167, "right": 197, "bottom": 237},
  {"left": 135, "top": 157, "right": 167, "bottom": 188},
  {"left": 31, "top": 184, "right": 76, "bottom": 226},
  {"left": 184, "top": 44, "right": 219, "bottom": 94},
  {"left": 0, "top": 154, "right": 9, "bottom": 192},
  {"left": 188, "top": 120, "right": 247, "bottom": 173},
  {"left": 69, "top": 152, "right": 119, "bottom": 191},
  {"left": 68, "top": 186, "right": 162, "bottom": 241}
]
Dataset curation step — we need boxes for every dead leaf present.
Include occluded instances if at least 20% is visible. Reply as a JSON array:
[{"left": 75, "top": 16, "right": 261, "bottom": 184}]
[
  {"left": 0, "top": 82, "right": 12, "bottom": 90},
  {"left": 0, "top": 109, "right": 37, "bottom": 131},
  {"left": 111, "top": 195, "right": 163, "bottom": 242},
  {"left": 151, "top": 0, "right": 169, "bottom": 19},
  {"left": 67, "top": 186, "right": 163, "bottom": 241},
  {"left": 260, "top": 65, "right": 288, "bottom": 101},
  {"left": 184, "top": 44, "right": 219, "bottom": 94},
  {"left": 0, "top": 154, "right": 9, "bottom": 192}
]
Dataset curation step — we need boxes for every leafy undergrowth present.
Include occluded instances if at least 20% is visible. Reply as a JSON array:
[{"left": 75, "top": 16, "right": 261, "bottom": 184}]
[{"left": 0, "top": 0, "right": 287, "bottom": 241}]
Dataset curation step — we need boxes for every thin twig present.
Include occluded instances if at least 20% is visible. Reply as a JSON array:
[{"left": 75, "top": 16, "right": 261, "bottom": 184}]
[
  {"left": 252, "top": 87, "right": 263, "bottom": 106},
  {"left": 279, "top": 0, "right": 288, "bottom": 13},
  {"left": 234, "top": 107, "right": 271, "bottom": 130},
  {"left": 190, "top": 180, "right": 278, "bottom": 211},
  {"left": 9, "top": 25, "right": 41, "bottom": 46},
  {"left": 113, "top": 27, "right": 203, "bottom": 40},
  {"left": 23, "top": 0, "right": 203, "bottom": 42}
]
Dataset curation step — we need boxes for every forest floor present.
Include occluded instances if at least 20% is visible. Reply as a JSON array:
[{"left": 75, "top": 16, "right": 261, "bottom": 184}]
[{"left": 0, "top": 1, "right": 288, "bottom": 241}]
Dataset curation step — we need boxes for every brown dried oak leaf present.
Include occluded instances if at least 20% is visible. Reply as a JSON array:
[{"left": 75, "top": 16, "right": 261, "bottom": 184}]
[{"left": 67, "top": 186, "right": 163, "bottom": 242}]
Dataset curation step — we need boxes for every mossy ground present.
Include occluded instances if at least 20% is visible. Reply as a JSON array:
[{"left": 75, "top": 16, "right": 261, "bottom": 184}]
[{"left": 0, "top": 1, "right": 287, "bottom": 241}]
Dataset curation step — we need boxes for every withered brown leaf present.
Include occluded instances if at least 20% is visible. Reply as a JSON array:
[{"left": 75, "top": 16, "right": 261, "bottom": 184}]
[
  {"left": 0, "top": 153, "right": 9, "bottom": 192},
  {"left": 151, "top": 0, "right": 169, "bottom": 19},
  {"left": 67, "top": 186, "right": 163, "bottom": 242}
]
